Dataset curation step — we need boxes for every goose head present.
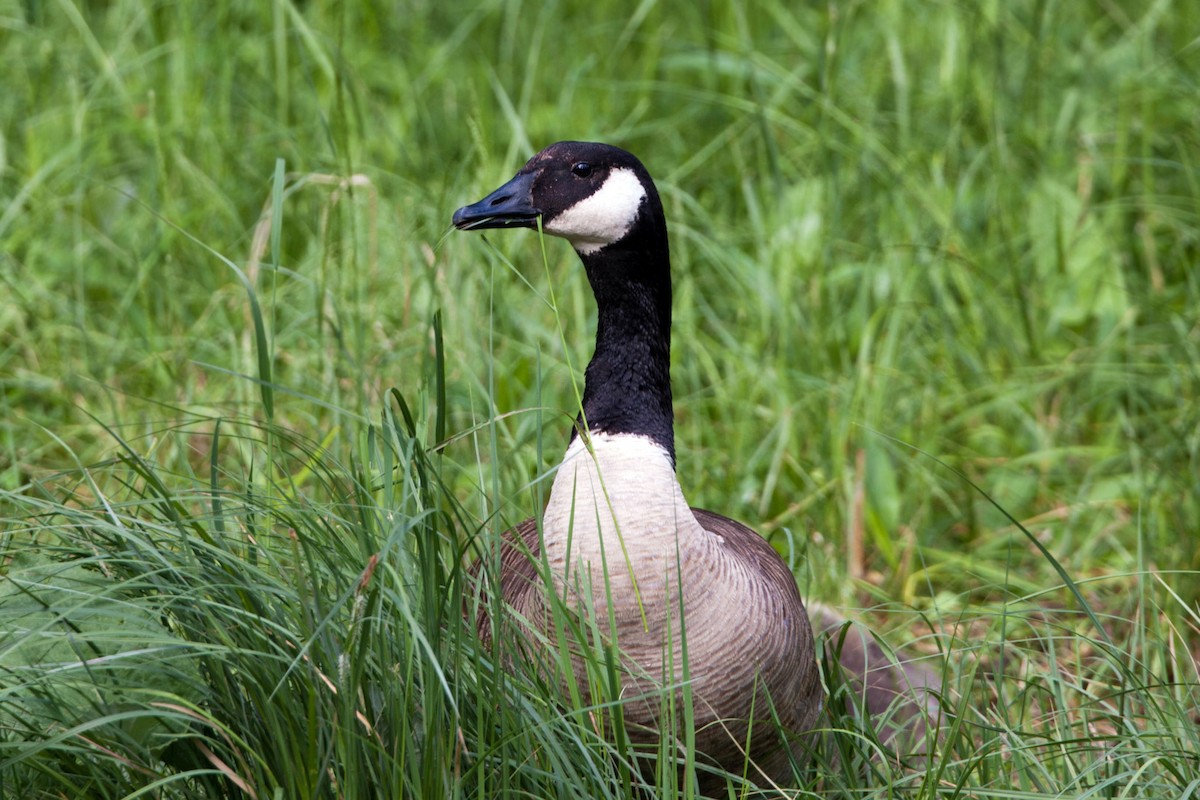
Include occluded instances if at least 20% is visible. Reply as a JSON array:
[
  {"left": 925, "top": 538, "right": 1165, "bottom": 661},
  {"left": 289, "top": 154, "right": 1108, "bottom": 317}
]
[{"left": 452, "top": 141, "right": 667, "bottom": 257}]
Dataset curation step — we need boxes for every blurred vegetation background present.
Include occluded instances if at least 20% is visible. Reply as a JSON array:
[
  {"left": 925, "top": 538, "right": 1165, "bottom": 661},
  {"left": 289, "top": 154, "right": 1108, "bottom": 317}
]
[{"left": 1, "top": 1, "right": 1197, "bottom": 797}]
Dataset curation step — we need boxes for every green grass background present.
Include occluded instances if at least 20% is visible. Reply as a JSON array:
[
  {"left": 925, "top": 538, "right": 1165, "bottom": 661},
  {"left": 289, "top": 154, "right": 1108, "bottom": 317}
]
[{"left": 2, "top": 0, "right": 1198, "bottom": 797}]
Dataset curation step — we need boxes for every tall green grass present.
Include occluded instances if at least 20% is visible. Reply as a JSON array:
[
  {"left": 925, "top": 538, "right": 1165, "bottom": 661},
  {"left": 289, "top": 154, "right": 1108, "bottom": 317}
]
[{"left": 3, "top": 0, "right": 1198, "bottom": 796}]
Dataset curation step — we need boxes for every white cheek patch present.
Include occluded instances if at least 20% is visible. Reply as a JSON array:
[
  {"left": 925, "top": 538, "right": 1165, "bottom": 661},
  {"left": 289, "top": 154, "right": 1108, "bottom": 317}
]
[{"left": 544, "top": 168, "right": 646, "bottom": 255}]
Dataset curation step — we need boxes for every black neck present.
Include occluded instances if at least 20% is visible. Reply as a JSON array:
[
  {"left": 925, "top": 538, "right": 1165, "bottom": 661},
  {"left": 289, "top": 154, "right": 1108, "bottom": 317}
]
[{"left": 572, "top": 217, "right": 675, "bottom": 465}]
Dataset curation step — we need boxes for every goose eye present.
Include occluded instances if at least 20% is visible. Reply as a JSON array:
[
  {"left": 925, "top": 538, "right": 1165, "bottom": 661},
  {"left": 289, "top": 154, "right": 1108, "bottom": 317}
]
[{"left": 571, "top": 162, "right": 593, "bottom": 178}]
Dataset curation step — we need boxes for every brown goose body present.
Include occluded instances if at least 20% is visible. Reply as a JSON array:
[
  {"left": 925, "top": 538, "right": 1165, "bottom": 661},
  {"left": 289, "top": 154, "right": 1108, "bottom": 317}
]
[{"left": 474, "top": 435, "right": 823, "bottom": 786}]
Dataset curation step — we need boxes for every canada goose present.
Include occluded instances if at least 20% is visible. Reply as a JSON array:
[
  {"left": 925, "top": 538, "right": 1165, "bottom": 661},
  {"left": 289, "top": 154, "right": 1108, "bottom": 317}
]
[{"left": 453, "top": 141, "right": 937, "bottom": 790}]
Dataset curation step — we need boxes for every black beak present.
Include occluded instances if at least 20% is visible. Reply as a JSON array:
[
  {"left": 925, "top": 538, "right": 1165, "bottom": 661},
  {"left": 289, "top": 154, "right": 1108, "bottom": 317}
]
[{"left": 452, "top": 171, "right": 540, "bottom": 231}]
